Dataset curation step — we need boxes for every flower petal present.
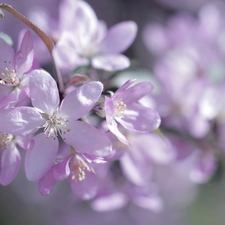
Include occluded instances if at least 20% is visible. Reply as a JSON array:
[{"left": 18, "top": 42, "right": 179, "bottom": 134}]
[
  {"left": 107, "top": 117, "right": 130, "bottom": 145},
  {"left": 70, "top": 0, "right": 98, "bottom": 38},
  {"left": 0, "top": 107, "right": 44, "bottom": 136},
  {"left": 53, "top": 156, "right": 72, "bottom": 180},
  {"left": 0, "top": 86, "right": 21, "bottom": 109},
  {"left": 133, "top": 194, "right": 163, "bottom": 213},
  {"left": 0, "top": 38, "right": 15, "bottom": 70},
  {"left": 91, "top": 192, "right": 127, "bottom": 211},
  {"left": 117, "top": 103, "right": 161, "bottom": 133},
  {"left": 114, "top": 81, "right": 154, "bottom": 104},
  {"left": 29, "top": 69, "right": 59, "bottom": 115},
  {"left": 186, "top": 115, "right": 210, "bottom": 138},
  {"left": 101, "top": 21, "right": 137, "bottom": 54},
  {"left": 0, "top": 145, "right": 21, "bottom": 185},
  {"left": 80, "top": 153, "right": 107, "bottom": 163},
  {"left": 38, "top": 167, "right": 57, "bottom": 196},
  {"left": 190, "top": 152, "right": 216, "bottom": 184},
  {"left": 138, "top": 133, "right": 176, "bottom": 164},
  {"left": 62, "top": 120, "right": 112, "bottom": 157},
  {"left": 60, "top": 81, "right": 103, "bottom": 120},
  {"left": 104, "top": 96, "right": 115, "bottom": 120},
  {"left": 112, "top": 79, "right": 136, "bottom": 97},
  {"left": 16, "top": 30, "right": 34, "bottom": 76},
  {"left": 69, "top": 171, "right": 98, "bottom": 200},
  {"left": 58, "top": 0, "right": 79, "bottom": 30},
  {"left": 92, "top": 54, "right": 130, "bottom": 71},
  {"left": 25, "top": 133, "right": 59, "bottom": 181},
  {"left": 0, "top": 85, "right": 12, "bottom": 107},
  {"left": 120, "top": 152, "right": 150, "bottom": 186},
  {"left": 105, "top": 94, "right": 129, "bottom": 145},
  {"left": 53, "top": 31, "right": 89, "bottom": 72}
]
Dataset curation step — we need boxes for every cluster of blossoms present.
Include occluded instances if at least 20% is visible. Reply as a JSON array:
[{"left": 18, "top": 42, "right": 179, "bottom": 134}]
[
  {"left": 1, "top": 0, "right": 225, "bottom": 224},
  {"left": 0, "top": 0, "right": 162, "bottom": 212},
  {"left": 143, "top": 0, "right": 225, "bottom": 185}
]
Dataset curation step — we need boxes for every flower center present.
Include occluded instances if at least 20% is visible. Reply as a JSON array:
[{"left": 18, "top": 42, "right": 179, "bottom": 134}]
[
  {"left": 0, "top": 61, "right": 19, "bottom": 86},
  {"left": 78, "top": 37, "right": 99, "bottom": 59},
  {"left": 114, "top": 99, "right": 126, "bottom": 118},
  {"left": 0, "top": 132, "right": 13, "bottom": 150},
  {"left": 70, "top": 155, "right": 95, "bottom": 182},
  {"left": 41, "top": 111, "right": 69, "bottom": 139}
]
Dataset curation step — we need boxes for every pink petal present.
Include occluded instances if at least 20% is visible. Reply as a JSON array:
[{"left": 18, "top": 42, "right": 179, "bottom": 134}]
[
  {"left": 112, "top": 79, "right": 136, "bottom": 98},
  {"left": 62, "top": 120, "right": 112, "bottom": 157},
  {"left": 58, "top": 0, "right": 79, "bottom": 30},
  {"left": 92, "top": 54, "right": 130, "bottom": 71},
  {"left": 0, "top": 107, "right": 44, "bottom": 136},
  {"left": 0, "top": 38, "right": 15, "bottom": 70},
  {"left": 70, "top": 0, "right": 98, "bottom": 38},
  {"left": 0, "top": 145, "right": 21, "bottom": 185},
  {"left": 53, "top": 156, "right": 72, "bottom": 180},
  {"left": 143, "top": 23, "right": 168, "bottom": 55},
  {"left": 114, "top": 81, "right": 154, "bottom": 104},
  {"left": 16, "top": 134, "right": 32, "bottom": 150},
  {"left": 107, "top": 117, "right": 130, "bottom": 145},
  {"left": 120, "top": 152, "right": 150, "bottom": 186},
  {"left": 117, "top": 103, "right": 161, "bottom": 133},
  {"left": 25, "top": 133, "right": 59, "bottom": 181},
  {"left": 91, "top": 192, "right": 127, "bottom": 211},
  {"left": 0, "top": 86, "right": 21, "bottom": 109},
  {"left": 16, "top": 30, "right": 34, "bottom": 76},
  {"left": 133, "top": 195, "right": 163, "bottom": 213},
  {"left": 38, "top": 167, "right": 57, "bottom": 196},
  {"left": 53, "top": 31, "right": 89, "bottom": 72},
  {"left": 69, "top": 171, "right": 98, "bottom": 200},
  {"left": 138, "top": 134, "right": 176, "bottom": 164},
  {"left": 80, "top": 153, "right": 107, "bottom": 163},
  {"left": 60, "top": 81, "right": 103, "bottom": 120},
  {"left": 105, "top": 96, "right": 130, "bottom": 145},
  {"left": 29, "top": 69, "right": 60, "bottom": 115},
  {"left": 190, "top": 152, "right": 216, "bottom": 184},
  {"left": 101, "top": 21, "right": 137, "bottom": 54},
  {"left": 104, "top": 95, "right": 115, "bottom": 120},
  {"left": 186, "top": 115, "right": 210, "bottom": 138},
  {"left": 0, "top": 85, "right": 12, "bottom": 107}
]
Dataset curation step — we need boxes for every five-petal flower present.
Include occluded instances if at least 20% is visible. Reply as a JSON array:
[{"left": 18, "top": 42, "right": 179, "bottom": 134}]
[
  {"left": 0, "top": 69, "right": 112, "bottom": 181},
  {"left": 104, "top": 79, "right": 161, "bottom": 144}
]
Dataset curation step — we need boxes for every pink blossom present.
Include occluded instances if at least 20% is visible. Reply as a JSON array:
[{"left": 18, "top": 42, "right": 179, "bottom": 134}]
[
  {"left": 0, "top": 30, "right": 34, "bottom": 109},
  {"left": 0, "top": 69, "right": 112, "bottom": 181},
  {"left": 104, "top": 79, "right": 161, "bottom": 144},
  {"left": 53, "top": 0, "right": 137, "bottom": 72}
]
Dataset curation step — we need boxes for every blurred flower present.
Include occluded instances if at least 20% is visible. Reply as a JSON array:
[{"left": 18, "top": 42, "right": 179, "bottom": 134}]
[{"left": 53, "top": 0, "right": 137, "bottom": 72}]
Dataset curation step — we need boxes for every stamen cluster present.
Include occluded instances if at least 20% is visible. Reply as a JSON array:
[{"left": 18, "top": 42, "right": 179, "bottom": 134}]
[
  {"left": 0, "top": 132, "right": 12, "bottom": 150},
  {"left": 41, "top": 111, "right": 69, "bottom": 138},
  {"left": 0, "top": 61, "right": 19, "bottom": 86},
  {"left": 115, "top": 99, "right": 126, "bottom": 118},
  {"left": 70, "top": 155, "right": 95, "bottom": 182}
]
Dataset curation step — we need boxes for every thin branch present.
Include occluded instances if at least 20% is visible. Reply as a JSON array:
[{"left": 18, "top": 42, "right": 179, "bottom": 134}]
[{"left": 0, "top": 3, "right": 64, "bottom": 93}]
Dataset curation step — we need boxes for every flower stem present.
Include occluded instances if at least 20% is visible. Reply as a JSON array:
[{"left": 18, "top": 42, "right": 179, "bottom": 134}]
[{"left": 0, "top": 3, "right": 64, "bottom": 93}]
